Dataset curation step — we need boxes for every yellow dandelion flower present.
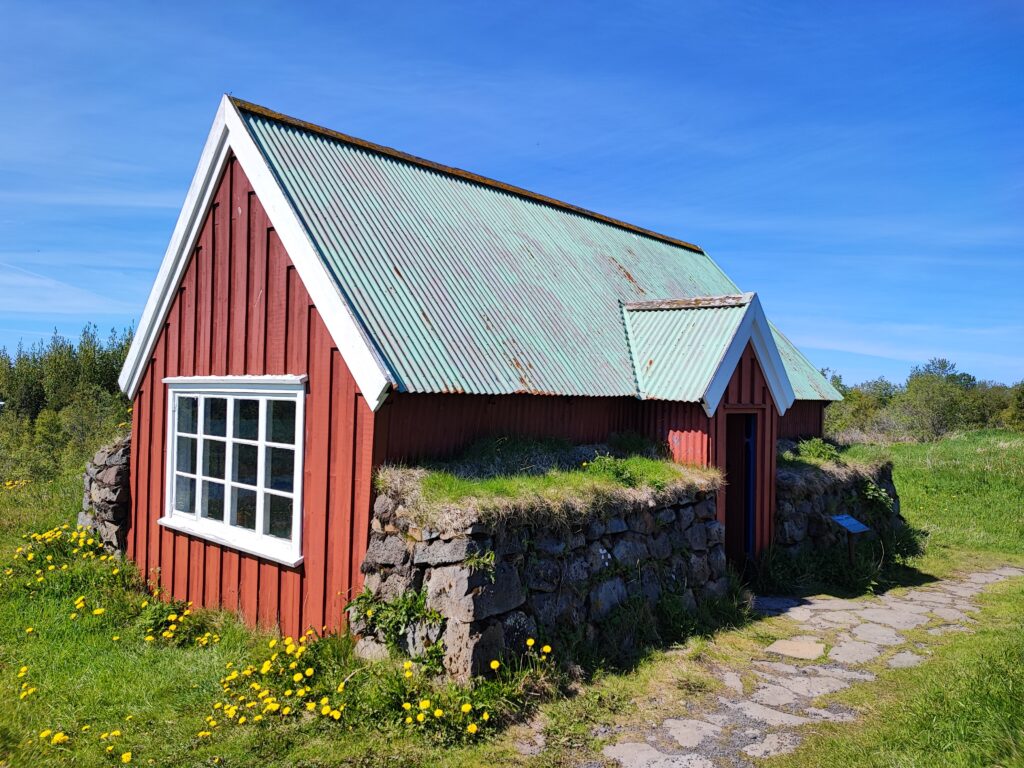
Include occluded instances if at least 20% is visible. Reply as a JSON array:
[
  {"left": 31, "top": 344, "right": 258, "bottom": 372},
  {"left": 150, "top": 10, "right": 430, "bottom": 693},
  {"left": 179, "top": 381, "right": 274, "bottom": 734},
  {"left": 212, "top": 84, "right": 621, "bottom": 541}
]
[
  {"left": 106, "top": 745, "right": 114, "bottom": 753},
  {"left": 305, "top": 702, "right": 316, "bottom": 711},
  {"left": 542, "top": 644, "right": 552, "bottom": 654},
  {"left": 467, "top": 722, "right": 478, "bottom": 734},
  {"left": 489, "top": 659, "right": 500, "bottom": 670},
  {"left": 291, "top": 672, "right": 303, "bottom": 683},
  {"left": 319, "top": 696, "right": 330, "bottom": 705},
  {"left": 403, "top": 660, "right": 413, "bottom": 670},
  {"left": 17, "top": 666, "right": 27, "bottom": 677},
  {"left": 140, "top": 600, "right": 148, "bottom": 608},
  {"left": 416, "top": 713, "right": 425, "bottom": 723},
  {"left": 282, "top": 706, "right": 292, "bottom": 715},
  {"left": 336, "top": 681, "right": 345, "bottom": 692},
  {"left": 433, "top": 708, "right": 443, "bottom": 718},
  {"left": 330, "top": 709, "right": 341, "bottom": 720},
  {"left": 51, "top": 732, "right": 69, "bottom": 745},
  {"left": 320, "top": 705, "right": 331, "bottom": 716},
  {"left": 304, "top": 667, "right": 313, "bottom": 677},
  {"left": 237, "top": 716, "right": 246, "bottom": 724},
  {"left": 120, "top": 752, "right": 132, "bottom": 764},
  {"left": 404, "top": 670, "right": 413, "bottom": 678},
  {"left": 25, "top": 627, "right": 33, "bottom": 634},
  {"left": 197, "top": 731, "right": 211, "bottom": 738},
  {"left": 92, "top": 608, "right": 105, "bottom": 616},
  {"left": 526, "top": 637, "right": 535, "bottom": 647},
  {"left": 39, "top": 729, "right": 52, "bottom": 739},
  {"left": 82, "top": 725, "right": 91, "bottom": 732},
  {"left": 461, "top": 703, "right": 472, "bottom": 713},
  {"left": 419, "top": 699, "right": 430, "bottom": 710},
  {"left": 402, "top": 702, "right": 412, "bottom": 710},
  {"left": 405, "top": 716, "right": 413, "bottom": 724},
  {"left": 482, "top": 711, "right": 490, "bottom": 721}
]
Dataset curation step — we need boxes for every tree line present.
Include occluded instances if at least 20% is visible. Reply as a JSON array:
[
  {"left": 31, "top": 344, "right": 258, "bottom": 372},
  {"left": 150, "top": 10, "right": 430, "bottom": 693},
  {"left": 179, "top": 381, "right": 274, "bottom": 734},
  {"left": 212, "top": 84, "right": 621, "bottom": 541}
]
[
  {"left": 825, "top": 358, "right": 1024, "bottom": 442},
  {"left": 0, "top": 326, "right": 132, "bottom": 480}
]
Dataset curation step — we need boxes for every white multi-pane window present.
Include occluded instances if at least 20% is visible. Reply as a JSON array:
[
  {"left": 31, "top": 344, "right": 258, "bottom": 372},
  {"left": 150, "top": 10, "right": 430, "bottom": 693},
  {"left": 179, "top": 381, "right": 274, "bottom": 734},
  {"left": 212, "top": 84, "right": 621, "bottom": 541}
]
[{"left": 160, "top": 376, "right": 306, "bottom": 566}]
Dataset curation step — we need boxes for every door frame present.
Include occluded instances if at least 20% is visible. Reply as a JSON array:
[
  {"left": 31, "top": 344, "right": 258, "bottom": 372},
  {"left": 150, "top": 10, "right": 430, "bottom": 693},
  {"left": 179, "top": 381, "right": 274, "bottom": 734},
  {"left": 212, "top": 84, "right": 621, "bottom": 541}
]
[{"left": 714, "top": 405, "right": 768, "bottom": 561}]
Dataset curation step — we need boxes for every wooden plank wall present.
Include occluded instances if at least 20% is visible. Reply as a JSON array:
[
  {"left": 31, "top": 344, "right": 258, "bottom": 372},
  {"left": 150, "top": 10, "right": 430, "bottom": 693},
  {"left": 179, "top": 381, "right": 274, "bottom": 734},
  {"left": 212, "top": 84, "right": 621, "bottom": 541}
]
[
  {"left": 778, "top": 400, "right": 826, "bottom": 439},
  {"left": 126, "top": 155, "right": 373, "bottom": 638},
  {"left": 374, "top": 393, "right": 638, "bottom": 463}
]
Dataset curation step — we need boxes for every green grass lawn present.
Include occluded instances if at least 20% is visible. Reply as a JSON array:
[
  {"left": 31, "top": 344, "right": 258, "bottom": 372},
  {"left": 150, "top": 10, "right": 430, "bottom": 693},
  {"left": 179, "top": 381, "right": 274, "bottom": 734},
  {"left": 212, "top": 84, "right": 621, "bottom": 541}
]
[
  {"left": 0, "top": 430, "right": 1022, "bottom": 767},
  {"left": 843, "top": 430, "right": 1024, "bottom": 575}
]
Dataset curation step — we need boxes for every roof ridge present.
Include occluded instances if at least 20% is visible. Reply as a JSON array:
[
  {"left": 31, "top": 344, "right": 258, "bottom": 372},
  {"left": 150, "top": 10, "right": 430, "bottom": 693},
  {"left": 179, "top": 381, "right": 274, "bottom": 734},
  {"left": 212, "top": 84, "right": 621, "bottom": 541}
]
[
  {"left": 624, "top": 293, "right": 753, "bottom": 311},
  {"left": 229, "top": 96, "right": 706, "bottom": 255}
]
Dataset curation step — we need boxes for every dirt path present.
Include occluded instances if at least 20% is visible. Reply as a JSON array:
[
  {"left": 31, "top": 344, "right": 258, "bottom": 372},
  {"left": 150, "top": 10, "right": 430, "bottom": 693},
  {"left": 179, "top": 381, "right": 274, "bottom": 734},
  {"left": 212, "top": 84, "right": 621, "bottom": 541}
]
[{"left": 598, "top": 566, "right": 1024, "bottom": 767}]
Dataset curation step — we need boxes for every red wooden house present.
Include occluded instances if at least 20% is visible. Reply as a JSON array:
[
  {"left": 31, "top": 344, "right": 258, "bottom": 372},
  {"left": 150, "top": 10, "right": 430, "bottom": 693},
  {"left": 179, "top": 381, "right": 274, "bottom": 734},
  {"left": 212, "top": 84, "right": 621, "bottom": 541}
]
[{"left": 119, "top": 97, "right": 840, "bottom": 637}]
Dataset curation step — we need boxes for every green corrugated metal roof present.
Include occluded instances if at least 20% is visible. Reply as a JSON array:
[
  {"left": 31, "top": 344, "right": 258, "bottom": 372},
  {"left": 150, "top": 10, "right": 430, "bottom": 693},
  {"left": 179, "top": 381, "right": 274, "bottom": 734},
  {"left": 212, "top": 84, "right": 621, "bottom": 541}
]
[
  {"left": 624, "top": 300, "right": 748, "bottom": 402},
  {"left": 236, "top": 100, "right": 839, "bottom": 403}
]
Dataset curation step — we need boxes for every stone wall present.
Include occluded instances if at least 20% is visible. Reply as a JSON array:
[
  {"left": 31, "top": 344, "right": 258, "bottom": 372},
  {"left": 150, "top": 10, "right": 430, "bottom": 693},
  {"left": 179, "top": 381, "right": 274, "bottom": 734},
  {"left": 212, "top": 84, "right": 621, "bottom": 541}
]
[
  {"left": 79, "top": 435, "right": 131, "bottom": 554},
  {"left": 775, "top": 458, "right": 901, "bottom": 554},
  {"left": 354, "top": 489, "right": 727, "bottom": 681}
]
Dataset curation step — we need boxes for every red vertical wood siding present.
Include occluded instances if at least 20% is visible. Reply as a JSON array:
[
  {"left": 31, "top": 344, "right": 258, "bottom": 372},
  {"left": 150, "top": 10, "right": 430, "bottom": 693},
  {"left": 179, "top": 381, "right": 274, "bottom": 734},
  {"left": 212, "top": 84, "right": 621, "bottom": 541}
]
[
  {"left": 779, "top": 400, "right": 825, "bottom": 439},
  {"left": 128, "top": 155, "right": 373, "bottom": 638},
  {"left": 374, "top": 393, "right": 639, "bottom": 463}
]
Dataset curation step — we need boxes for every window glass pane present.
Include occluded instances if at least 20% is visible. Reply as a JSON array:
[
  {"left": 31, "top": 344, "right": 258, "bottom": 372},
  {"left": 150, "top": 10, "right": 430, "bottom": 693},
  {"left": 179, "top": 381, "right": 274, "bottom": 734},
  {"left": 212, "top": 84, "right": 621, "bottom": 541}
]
[
  {"left": 203, "top": 398, "right": 227, "bottom": 437},
  {"left": 201, "top": 480, "right": 225, "bottom": 521},
  {"left": 177, "top": 396, "right": 198, "bottom": 434},
  {"left": 174, "top": 475, "right": 195, "bottom": 514},
  {"left": 266, "top": 447, "right": 295, "bottom": 493},
  {"left": 234, "top": 399, "right": 259, "bottom": 440},
  {"left": 233, "top": 443, "right": 258, "bottom": 486},
  {"left": 176, "top": 436, "right": 197, "bottom": 474},
  {"left": 202, "top": 439, "right": 226, "bottom": 479},
  {"left": 231, "top": 487, "right": 257, "bottom": 530},
  {"left": 266, "top": 494, "right": 292, "bottom": 540},
  {"left": 267, "top": 400, "right": 296, "bottom": 444}
]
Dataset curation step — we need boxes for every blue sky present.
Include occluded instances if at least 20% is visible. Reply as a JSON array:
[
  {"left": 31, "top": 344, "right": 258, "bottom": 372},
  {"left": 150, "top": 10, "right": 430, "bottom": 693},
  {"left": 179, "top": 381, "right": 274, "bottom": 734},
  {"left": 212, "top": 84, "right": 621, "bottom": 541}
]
[{"left": 1, "top": 1, "right": 1021, "bottom": 385}]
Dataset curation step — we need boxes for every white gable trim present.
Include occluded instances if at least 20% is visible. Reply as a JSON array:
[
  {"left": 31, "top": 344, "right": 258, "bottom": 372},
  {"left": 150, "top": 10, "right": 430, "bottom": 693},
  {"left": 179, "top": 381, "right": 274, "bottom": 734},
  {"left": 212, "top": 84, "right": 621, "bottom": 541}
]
[
  {"left": 700, "top": 294, "right": 796, "bottom": 417},
  {"left": 118, "top": 96, "right": 393, "bottom": 410}
]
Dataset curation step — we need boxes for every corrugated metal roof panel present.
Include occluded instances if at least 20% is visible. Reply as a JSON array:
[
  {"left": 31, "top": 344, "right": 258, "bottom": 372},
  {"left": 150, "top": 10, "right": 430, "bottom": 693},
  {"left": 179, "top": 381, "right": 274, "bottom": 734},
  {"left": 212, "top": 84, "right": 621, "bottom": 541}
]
[
  {"left": 237, "top": 101, "right": 840, "bottom": 403},
  {"left": 624, "top": 302, "right": 748, "bottom": 402}
]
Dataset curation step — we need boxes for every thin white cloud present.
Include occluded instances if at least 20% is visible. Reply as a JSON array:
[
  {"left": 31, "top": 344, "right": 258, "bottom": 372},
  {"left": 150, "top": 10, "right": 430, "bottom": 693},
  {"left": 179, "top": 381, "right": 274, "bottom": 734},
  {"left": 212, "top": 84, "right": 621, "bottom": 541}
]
[{"left": 0, "top": 263, "right": 136, "bottom": 315}]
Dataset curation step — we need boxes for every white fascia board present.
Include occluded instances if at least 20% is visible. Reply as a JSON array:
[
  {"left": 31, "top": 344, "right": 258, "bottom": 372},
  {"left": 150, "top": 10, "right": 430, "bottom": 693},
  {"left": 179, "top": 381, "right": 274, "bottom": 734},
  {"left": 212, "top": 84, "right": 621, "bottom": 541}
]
[
  {"left": 118, "top": 99, "right": 232, "bottom": 398},
  {"left": 118, "top": 96, "right": 394, "bottom": 411},
  {"left": 701, "top": 294, "right": 796, "bottom": 416}
]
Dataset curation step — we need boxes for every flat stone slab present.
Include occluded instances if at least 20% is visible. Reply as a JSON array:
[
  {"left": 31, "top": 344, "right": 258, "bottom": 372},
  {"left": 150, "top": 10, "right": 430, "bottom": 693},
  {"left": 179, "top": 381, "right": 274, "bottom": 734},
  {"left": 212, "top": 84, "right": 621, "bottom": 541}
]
[
  {"left": 742, "top": 732, "right": 801, "bottom": 758},
  {"left": 805, "top": 706, "right": 857, "bottom": 722},
  {"left": 663, "top": 719, "right": 722, "bottom": 749},
  {"left": 879, "top": 598, "right": 933, "bottom": 614},
  {"left": 758, "top": 671, "right": 850, "bottom": 697},
  {"left": 993, "top": 566, "right": 1024, "bottom": 578},
  {"left": 803, "top": 597, "right": 866, "bottom": 611},
  {"left": 720, "top": 697, "right": 811, "bottom": 726},
  {"left": 852, "top": 622, "right": 905, "bottom": 646},
  {"left": 829, "top": 639, "right": 881, "bottom": 665},
  {"left": 751, "top": 683, "right": 800, "bottom": 706},
  {"left": 931, "top": 607, "right": 970, "bottom": 623},
  {"left": 888, "top": 651, "right": 924, "bottom": 668},
  {"left": 753, "top": 596, "right": 803, "bottom": 615},
  {"left": 766, "top": 638, "right": 825, "bottom": 660},
  {"left": 856, "top": 608, "right": 930, "bottom": 630},
  {"left": 603, "top": 743, "right": 713, "bottom": 768},
  {"left": 804, "top": 664, "right": 876, "bottom": 681}
]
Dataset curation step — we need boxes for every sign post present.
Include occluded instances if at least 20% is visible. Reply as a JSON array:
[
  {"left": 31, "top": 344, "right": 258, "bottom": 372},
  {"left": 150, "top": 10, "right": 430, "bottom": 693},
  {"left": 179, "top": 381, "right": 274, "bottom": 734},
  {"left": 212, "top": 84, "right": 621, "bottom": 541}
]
[{"left": 831, "top": 514, "right": 871, "bottom": 565}]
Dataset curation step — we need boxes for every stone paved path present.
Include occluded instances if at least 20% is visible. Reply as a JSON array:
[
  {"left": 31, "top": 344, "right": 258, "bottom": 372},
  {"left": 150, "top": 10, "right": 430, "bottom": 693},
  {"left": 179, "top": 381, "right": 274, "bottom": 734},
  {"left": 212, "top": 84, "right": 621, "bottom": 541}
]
[{"left": 599, "top": 566, "right": 1024, "bottom": 767}]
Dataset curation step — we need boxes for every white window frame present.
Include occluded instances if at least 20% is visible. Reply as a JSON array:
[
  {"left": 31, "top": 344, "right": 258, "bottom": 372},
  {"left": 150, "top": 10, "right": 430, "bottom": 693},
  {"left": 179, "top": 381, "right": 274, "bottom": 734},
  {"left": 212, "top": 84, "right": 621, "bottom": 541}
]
[{"left": 159, "top": 375, "right": 307, "bottom": 567}]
